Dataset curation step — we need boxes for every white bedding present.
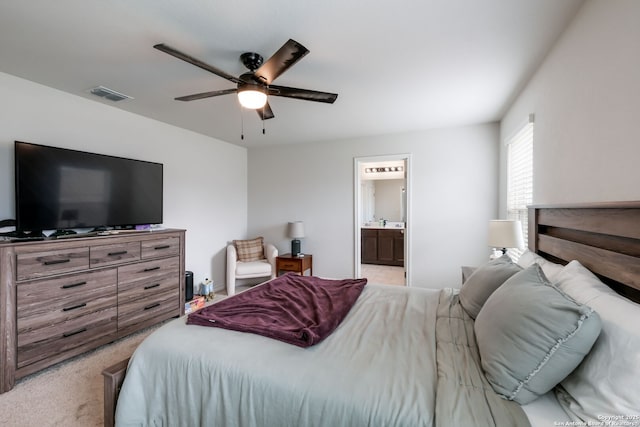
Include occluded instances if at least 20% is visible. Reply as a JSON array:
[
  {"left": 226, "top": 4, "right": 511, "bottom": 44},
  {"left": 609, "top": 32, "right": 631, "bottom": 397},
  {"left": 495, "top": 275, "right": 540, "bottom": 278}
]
[
  {"left": 522, "top": 391, "right": 570, "bottom": 427},
  {"left": 115, "top": 283, "right": 561, "bottom": 426},
  {"left": 116, "top": 284, "right": 440, "bottom": 426}
]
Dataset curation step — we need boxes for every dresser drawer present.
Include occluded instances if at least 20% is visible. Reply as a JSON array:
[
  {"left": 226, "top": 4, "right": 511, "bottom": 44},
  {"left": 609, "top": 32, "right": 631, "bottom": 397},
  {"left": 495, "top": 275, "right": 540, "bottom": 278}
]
[
  {"left": 279, "top": 260, "right": 300, "bottom": 270},
  {"left": 117, "top": 287, "right": 180, "bottom": 333},
  {"left": 17, "top": 269, "right": 117, "bottom": 332},
  {"left": 118, "top": 273, "right": 179, "bottom": 302},
  {"left": 90, "top": 241, "right": 140, "bottom": 267},
  {"left": 17, "top": 307, "right": 117, "bottom": 369},
  {"left": 118, "top": 257, "right": 180, "bottom": 287},
  {"left": 141, "top": 236, "right": 180, "bottom": 259},
  {"left": 16, "top": 246, "right": 90, "bottom": 281},
  {"left": 118, "top": 258, "right": 179, "bottom": 306}
]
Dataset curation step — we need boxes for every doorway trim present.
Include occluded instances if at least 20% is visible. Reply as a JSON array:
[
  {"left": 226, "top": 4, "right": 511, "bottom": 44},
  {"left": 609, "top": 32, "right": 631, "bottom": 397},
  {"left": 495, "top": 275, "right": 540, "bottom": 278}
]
[{"left": 354, "top": 154, "right": 412, "bottom": 285}]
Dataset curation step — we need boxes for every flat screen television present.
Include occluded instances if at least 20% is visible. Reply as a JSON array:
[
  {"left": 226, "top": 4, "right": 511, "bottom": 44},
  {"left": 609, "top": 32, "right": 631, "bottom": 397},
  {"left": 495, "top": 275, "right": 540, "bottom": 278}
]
[{"left": 14, "top": 141, "right": 163, "bottom": 233}]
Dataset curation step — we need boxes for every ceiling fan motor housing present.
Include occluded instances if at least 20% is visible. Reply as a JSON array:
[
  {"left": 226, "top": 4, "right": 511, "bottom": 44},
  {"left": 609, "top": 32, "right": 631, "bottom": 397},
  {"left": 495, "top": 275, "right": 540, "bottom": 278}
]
[
  {"left": 238, "top": 72, "right": 265, "bottom": 90},
  {"left": 240, "top": 52, "right": 264, "bottom": 71}
]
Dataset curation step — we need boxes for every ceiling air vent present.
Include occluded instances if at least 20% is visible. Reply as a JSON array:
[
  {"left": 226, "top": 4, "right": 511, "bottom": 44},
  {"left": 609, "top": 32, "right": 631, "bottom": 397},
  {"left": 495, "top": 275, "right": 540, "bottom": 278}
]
[{"left": 89, "top": 86, "right": 133, "bottom": 102}]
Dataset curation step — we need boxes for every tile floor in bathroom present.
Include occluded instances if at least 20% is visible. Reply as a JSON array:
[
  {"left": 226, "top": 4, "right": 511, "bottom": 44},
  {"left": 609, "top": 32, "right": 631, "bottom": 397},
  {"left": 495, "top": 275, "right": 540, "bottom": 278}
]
[{"left": 360, "top": 264, "right": 405, "bottom": 286}]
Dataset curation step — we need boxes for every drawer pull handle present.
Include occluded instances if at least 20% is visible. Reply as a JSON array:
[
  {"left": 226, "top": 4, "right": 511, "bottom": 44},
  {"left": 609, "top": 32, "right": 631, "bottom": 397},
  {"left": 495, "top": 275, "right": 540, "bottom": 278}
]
[
  {"left": 144, "top": 266, "right": 160, "bottom": 272},
  {"left": 154, "top": 245, "right": 170, "bottom": 250},
  {"left": 63, "top": 327, "right": 87, "bottom": 338},
  {"left": 62, "top": 281, "right": 87, "bottom": 289},
  {"left": 144, "top": 283, "right": 161, "bottom": 290},
  {"left": 108, "top": 250, "right": 128, "bottom": 256},
  {"left": 62, "top": 302, "right": 87, "bottom": 312},
  {"left": 144, "top": 302, "right": 160, "bottom": 310},
  {"left": 44, "top": 258, "right": 71, "bottom": 266}
]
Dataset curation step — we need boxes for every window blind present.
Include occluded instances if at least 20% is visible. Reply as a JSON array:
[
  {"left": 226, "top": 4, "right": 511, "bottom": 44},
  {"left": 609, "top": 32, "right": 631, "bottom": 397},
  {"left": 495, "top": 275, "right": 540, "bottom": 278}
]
[{"left": 506, "top": 119, "right": 533, "bottom": 260}]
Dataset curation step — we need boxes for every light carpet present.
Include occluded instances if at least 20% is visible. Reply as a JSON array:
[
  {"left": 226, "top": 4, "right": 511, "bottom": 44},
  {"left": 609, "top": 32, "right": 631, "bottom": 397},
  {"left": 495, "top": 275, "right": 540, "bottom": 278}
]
[
  {"left": 0, "top": 324, "right": 159, "bottom": 427},
  {"left": 0, "top": 289, "right": 235, "bottom": 427}
]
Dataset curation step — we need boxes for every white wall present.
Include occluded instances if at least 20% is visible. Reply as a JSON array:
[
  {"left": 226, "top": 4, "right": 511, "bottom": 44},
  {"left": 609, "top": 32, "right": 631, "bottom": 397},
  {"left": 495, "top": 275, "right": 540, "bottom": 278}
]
[
  {"left": 0, "top": 72, "right": 247, "bottom": 291},
  {"left": 500, "top": 0, "right": 640, "bottom": 207},
  {"left": 247, "top": 123, "right": 499, "bottom": 289}
]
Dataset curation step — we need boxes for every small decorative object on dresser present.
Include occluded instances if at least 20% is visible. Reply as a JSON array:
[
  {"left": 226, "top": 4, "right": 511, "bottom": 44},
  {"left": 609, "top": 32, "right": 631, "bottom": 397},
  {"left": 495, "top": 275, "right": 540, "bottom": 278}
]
[{"left": 276, "top": 253, "right": 313, "bottom": 276}]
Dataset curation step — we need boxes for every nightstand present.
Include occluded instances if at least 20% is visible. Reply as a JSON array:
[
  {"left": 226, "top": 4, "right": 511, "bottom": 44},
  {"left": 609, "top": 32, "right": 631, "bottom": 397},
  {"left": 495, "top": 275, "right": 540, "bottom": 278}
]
[{"left": 276, "top": 253, "right": 313, "bottom": 276}]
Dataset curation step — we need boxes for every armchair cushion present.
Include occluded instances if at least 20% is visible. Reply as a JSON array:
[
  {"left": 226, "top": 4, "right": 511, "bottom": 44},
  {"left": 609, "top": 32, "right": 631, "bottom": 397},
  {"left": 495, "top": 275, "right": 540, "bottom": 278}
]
[
  {"left": 236, "top": 260, "right": 273, "bottom": 276},
  {"left": 234, "top": 237, "right": 265, "bottom": 262}
]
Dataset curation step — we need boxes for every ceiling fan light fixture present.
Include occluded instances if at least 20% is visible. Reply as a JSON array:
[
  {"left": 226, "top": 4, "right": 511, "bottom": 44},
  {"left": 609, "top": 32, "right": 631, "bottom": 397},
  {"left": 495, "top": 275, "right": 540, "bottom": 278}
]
[
  {"left": 237, "top": 86, "right": 267, "bottom": 109},
  {"left": 155, "top": 39, "right": 337, "bottom": 120}
]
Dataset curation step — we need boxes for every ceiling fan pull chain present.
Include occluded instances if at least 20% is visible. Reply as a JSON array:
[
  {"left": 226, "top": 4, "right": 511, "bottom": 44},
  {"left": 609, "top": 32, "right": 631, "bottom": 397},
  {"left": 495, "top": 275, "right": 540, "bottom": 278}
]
[
  {"left": 262, "top": 89, "right": 267, "bottom": 135},
  {"left": 240, "top": 107, "right": 245, "bottom": 140}
]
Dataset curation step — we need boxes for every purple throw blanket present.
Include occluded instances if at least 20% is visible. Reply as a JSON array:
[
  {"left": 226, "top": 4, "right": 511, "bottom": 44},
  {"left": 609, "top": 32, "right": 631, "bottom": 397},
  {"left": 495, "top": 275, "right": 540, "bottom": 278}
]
[{"left": 187, "top": 274, "right": 367, "bottom": 347}]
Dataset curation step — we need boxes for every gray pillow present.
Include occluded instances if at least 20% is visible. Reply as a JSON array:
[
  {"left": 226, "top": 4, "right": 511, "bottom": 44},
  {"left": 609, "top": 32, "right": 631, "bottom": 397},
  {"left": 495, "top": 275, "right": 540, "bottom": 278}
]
[
  {"left": 474, "top": 264, "right": 602, "bottom": 405},
  {"left": 459, "top": 255, "right": 521, "bottom": 319},
  {"left": 460, "top": 266, "right": 477, "bottom": 284}
]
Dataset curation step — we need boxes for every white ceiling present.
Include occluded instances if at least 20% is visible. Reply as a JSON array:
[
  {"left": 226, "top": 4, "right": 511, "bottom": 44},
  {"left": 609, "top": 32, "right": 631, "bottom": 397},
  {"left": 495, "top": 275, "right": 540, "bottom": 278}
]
[{"left": 0, "top": 0, "right": 584, "bottom": 148}]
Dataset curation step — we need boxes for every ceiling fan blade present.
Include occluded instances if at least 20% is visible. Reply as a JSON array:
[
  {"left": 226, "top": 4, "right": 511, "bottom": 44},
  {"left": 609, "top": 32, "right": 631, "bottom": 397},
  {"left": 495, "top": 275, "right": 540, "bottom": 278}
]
[
  {"left": 268, "top": 85, "right": 338, "bottom": 104},
  {"left": 254, "top": 39, "right": 309, "bottom": 85},
  {"left": 175, "top": 88, "right": 237, "bottom": 101},
  {"left": 154, "top": 43, "right": 242, "bottom": 84},
  {"left": 256, "top": 102, "right": 275, "bottom": 120}
]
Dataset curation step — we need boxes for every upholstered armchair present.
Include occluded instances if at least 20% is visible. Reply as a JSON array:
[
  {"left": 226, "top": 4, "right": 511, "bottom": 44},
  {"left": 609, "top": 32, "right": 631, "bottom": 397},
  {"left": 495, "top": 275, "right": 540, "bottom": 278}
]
[{"left": 226, "top": 237, "right": 278, "bottom": 296}]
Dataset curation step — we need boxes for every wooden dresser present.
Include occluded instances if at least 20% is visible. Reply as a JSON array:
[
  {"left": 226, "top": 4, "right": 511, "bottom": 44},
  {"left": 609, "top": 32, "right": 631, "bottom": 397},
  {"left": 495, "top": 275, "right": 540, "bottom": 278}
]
[{"left": 0, "top": 229, "right": 185, "bottom": 393}]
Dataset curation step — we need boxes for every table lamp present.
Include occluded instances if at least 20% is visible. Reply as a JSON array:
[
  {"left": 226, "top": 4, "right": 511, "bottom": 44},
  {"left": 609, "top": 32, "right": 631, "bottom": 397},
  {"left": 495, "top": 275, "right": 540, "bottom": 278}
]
[
  {"left": 488, "top": 220, "right": 524, "bottom": 258},
  {"left": 288, "top": 221, "right": 305, "bottom": 257}
]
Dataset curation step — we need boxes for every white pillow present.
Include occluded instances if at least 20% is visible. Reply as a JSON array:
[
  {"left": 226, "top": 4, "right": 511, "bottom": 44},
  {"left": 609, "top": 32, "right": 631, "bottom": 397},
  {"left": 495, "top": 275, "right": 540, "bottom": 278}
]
[
  {"left": 554, "top": 260, "right": 640, "bottom": 422},
  {"left": 555, "top": 260, "right": 618, "bottom": 302},
  {"left": 517, "top": 250, "right": 563, "bottom": 282}
]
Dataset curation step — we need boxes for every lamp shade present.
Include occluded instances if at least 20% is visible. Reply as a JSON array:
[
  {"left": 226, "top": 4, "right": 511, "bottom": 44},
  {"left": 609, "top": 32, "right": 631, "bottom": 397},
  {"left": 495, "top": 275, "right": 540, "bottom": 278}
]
[
  {"left": 488, "top": 220, "right": 524, "bottom": 249},
  {"left": 288, "top": 221, "right": 305, "bottom": 239}
]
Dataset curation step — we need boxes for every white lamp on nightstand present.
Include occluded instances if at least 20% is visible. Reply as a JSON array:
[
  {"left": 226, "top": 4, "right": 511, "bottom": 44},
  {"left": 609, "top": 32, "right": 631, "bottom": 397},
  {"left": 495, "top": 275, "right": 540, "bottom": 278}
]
[
  {"left": 488, "top": 220, "right": 524, "bottom": 258},
  {"left": 288, "top": 221, "right": 305, "bottom": 257}
]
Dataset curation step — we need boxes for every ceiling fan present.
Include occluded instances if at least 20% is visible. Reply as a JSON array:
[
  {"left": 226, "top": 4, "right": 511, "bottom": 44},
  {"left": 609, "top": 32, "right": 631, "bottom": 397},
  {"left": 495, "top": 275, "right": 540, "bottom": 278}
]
[{"left": 154, "top": 39, "right": 338, "bottom": 120}]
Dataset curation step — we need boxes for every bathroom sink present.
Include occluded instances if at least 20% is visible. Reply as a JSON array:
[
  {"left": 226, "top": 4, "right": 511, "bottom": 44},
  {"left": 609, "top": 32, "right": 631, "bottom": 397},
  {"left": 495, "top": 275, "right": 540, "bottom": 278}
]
[
  {"left": 386, "top": 222, "right": 405, "bottom": 229},
  {"left": 362, "top": 222, "right": 404, "bottom": 229}
]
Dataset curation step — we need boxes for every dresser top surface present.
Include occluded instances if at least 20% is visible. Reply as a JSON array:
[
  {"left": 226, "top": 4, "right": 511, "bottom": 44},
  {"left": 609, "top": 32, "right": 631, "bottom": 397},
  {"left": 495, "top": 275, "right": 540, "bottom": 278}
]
[{"left": 0, "top": 228, "right": 185, "bottom": 248}]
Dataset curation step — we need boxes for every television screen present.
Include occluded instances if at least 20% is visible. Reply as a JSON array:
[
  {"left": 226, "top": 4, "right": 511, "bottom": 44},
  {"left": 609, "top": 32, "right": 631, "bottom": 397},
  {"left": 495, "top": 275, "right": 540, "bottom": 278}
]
[{"left": 15, "top": 141, "right": 163, "bottom": 232}]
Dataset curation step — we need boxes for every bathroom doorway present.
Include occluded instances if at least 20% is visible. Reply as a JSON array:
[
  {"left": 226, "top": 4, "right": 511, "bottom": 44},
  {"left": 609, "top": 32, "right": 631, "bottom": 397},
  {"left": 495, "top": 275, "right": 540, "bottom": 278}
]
[{"left": 354, "top": 154, "right": 411, "bottom": 286}]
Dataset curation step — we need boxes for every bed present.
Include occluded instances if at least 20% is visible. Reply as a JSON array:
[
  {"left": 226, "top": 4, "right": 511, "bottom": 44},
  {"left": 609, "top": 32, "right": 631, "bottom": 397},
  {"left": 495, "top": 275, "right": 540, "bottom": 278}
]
[{"left": 109, "top": 202, "right": 640, "bottom": 426}]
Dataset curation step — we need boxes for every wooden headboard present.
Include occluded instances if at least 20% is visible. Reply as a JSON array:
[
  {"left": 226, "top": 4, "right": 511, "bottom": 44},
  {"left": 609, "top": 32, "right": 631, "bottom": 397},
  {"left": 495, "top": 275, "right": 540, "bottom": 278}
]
[{"left": 529, "top": 201, "right": 640, "bottom": 304}]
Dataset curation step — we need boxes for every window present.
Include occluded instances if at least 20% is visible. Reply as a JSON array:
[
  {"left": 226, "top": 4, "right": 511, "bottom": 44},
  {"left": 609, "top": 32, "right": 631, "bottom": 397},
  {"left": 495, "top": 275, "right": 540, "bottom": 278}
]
[{"left": 506, "top": 115, "right": 533, "bottom": 260}]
